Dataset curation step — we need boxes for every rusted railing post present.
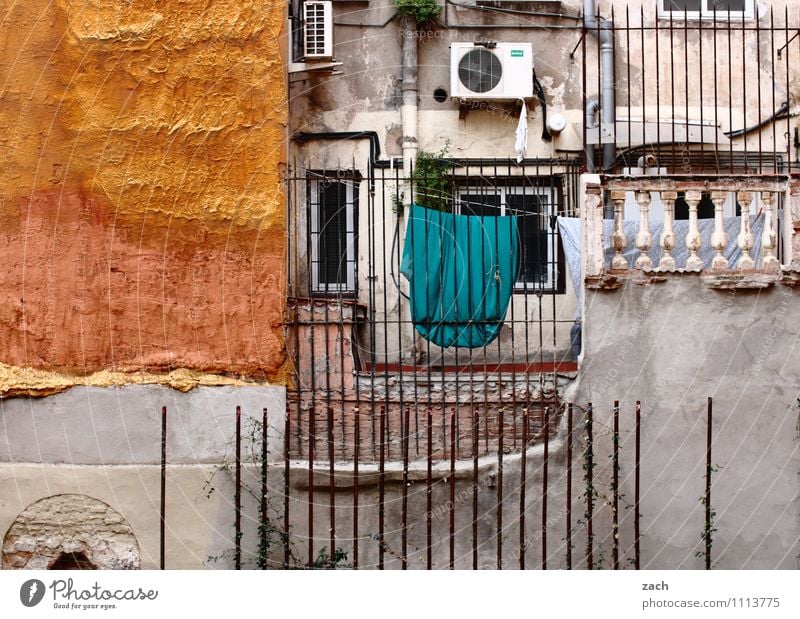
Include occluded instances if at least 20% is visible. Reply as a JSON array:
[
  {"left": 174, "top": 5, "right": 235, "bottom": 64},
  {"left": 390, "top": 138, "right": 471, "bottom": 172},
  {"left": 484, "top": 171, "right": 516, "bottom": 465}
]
[
  {"left": 566, "top": 403, "right": 573, "bottom": 570},
  {"left": 705, "top": 397, "right": 713, "bottom": 570},
  {"left": 585, "top": 403, "right": 594, "bottom": 570},
  {"left": 235, "top": 405, "right": 241, "bottom": 570},
  {"left": 160, "top": 405, "right": 167, "bottom": 571},
  {"left": 260, "top": 407, "right": 268, "bottom": 570}
]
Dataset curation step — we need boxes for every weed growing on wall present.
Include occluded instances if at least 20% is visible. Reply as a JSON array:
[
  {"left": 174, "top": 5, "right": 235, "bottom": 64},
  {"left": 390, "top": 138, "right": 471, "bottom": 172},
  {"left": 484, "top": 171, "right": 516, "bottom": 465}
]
[
  {"left": 411, "top": 147, "right": 455, "bottom": 212},
  {"left": 394, "top": 0, "right": 442, "bottom": 26}
]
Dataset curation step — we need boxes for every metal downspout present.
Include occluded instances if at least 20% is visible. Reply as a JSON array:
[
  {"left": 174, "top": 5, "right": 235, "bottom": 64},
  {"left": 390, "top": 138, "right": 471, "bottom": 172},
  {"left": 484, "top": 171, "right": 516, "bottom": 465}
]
[
  {"left": 400, "top": 14, "right": 419, "bottom": 172},
  {"left": 584, "top": 0, "right": 616, "bottom": 172}
]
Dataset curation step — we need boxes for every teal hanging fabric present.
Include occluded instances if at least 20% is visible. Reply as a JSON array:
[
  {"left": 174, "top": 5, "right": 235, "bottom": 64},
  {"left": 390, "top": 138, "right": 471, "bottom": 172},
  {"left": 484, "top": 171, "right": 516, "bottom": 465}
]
[{"left": 400, "top": 204, "right": 519, "bottom": 348}]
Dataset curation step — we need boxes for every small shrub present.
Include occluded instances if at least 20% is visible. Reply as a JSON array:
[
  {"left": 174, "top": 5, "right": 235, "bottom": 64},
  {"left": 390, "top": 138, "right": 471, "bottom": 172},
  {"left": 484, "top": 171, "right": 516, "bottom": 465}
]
[{"left": 394, "top": 0, "right": 442, "bottom": 26}]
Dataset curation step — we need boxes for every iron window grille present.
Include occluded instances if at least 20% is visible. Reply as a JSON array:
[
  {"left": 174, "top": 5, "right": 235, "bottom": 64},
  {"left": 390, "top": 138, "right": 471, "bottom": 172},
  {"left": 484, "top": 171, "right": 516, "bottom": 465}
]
[
  {"left": 455, "top": 181, "right": 564, "bottom": 293},
  {"left": 658, "top": 0, "right": 754, "bottom": 20},
  {"left": 307, "top": 173, "right": 359, "bottom": 296}
]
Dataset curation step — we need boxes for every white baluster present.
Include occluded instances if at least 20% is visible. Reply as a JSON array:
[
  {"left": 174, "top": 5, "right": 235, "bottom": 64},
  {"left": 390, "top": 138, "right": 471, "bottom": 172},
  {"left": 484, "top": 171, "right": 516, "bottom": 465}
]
[
  {"left": 790, "top": 185, "right": 800, "bottom": 270},
  {"left": 634, "top": 190, "right": 653, "bottom": 270},
  {"left": 710, "top": 191, "right": 729, "bottom": 270},
  {"left": 584, "top": 183, "right": 604, "bottom": 277},
  {"left": 610, "top": 190, "right": 628, "bottom": 270},
  {"left": 737, "top": 191, "right": 755, "bottom": 270},
  {"left": 684, "top": 189, "right": 703, "bottom": 271},
  {"left": 760, "top": 191, "right": 780, "bottom": 272},
  {"left": 659, "top": 190, "right": 677, "bottom": 271}
]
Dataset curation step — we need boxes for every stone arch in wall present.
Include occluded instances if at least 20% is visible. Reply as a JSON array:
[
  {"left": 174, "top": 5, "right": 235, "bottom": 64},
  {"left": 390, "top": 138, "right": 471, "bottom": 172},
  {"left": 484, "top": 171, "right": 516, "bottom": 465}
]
[{"left": 2, "top": 494, "right": 140, "bottom": 570}]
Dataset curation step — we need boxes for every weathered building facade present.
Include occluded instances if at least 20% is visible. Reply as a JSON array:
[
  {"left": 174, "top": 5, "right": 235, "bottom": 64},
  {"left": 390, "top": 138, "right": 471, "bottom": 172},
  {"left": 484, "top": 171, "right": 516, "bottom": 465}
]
[
  {"left": 0, "top": 1, "right": 288, "bottom": 568},
  {"left": 1, "top": 0, "right": 798, "bottom": 570},
  {"left": 280, "top": 0, "right": 799, "bottom": 569}
]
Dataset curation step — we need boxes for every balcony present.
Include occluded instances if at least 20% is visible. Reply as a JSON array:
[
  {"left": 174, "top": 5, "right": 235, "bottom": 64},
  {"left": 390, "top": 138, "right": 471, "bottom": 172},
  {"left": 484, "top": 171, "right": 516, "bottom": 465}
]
[{"left": 581, "top": 174, "right": 800, "bottom": 289}]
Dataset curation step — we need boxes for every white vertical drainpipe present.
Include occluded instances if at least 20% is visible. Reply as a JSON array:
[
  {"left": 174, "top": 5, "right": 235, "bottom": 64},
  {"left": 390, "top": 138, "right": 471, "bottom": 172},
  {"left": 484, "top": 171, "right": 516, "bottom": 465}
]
[
  {"left": 400, "top": 14, "right": 419, "bottom": 173},
  {"left": 400, "top": 14, "right": 421, "bottom": 363}
]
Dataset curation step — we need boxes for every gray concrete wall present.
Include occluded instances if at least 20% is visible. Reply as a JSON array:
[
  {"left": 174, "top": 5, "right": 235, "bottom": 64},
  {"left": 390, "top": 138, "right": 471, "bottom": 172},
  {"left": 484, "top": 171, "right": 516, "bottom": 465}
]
[
  {"left": 278, "top": 275, "right": 799, "bottom": 570},
  {"left": 2, "top": 291, "right": 796, "bottom": 570},
  {"left": 0, "top": 385, "right": 285, "bottom": 465},
  {"left": 573, "top": 275, "right": 800, "bottom": 569},
  {"left": 0, "top": 385, "right": 285, "bottom": 569}
]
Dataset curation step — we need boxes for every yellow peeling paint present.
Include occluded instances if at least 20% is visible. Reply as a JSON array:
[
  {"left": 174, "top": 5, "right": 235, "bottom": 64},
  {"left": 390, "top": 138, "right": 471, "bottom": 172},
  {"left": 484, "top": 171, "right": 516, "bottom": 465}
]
[{"left": 0, "top": 363, "right": 256, "bottom": 399}]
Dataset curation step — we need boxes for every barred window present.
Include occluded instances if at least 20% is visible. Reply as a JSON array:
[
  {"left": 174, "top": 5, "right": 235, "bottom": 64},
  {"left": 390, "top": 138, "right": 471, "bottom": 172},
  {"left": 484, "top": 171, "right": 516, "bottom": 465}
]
[
  {"left": 660, "top": 0, "right": 753, "bottom": 19},
  {"left": 308, "top": 175, "right": 358, "bottom": 295},
  {"left": 457, "top": 182, "right": 564, "bottom": 293}
]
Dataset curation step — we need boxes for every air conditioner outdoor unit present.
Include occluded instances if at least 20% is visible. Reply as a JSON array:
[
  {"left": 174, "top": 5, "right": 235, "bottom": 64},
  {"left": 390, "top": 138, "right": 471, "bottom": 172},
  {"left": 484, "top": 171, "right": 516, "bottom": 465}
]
[
  {"left": 303, "top": 1, "right": 333, "bottom": 60},
  {"left": 450, "top": 42, "right": 533, "bottom": 100}
]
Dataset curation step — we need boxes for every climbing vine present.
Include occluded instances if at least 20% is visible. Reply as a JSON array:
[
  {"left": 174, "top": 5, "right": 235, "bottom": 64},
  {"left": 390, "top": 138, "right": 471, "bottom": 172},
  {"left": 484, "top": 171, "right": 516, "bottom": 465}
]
[{"left": 204, "top": 417, "right": 350, "bottom": 569}]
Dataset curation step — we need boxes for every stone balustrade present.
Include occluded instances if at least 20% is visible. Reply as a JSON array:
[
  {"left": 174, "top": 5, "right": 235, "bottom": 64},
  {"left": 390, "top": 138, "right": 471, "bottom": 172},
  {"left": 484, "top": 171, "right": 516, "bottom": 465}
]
[{"left": 582, "top": 175, "right": 800, "bottom": 284}]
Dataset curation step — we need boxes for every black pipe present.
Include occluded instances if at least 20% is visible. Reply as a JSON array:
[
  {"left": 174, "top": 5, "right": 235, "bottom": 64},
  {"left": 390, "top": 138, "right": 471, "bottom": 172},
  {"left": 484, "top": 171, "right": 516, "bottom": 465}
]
[
  {"left": 724, "top": 101, "right": 790, "bottom": 138},
  {"left": 614, "top": 144, "right": 785, "bottom": 172},
  {"left": 292, "top": 131, "right": 400, "bottom": 169},
  {"left": 533, "top": 71, "right": 552, "bottom": 142},
  {"left": 445, "top": 0, "right": 582, "bottom": 21},
  {"left": 444, "top": 157, "right": 580, "bottom": 167},
  {"left": 292, "top": 134, "right": 581, "bottom": 171},
  {"left": 292, "top": 131, "right": 401, "bottom": 194}
]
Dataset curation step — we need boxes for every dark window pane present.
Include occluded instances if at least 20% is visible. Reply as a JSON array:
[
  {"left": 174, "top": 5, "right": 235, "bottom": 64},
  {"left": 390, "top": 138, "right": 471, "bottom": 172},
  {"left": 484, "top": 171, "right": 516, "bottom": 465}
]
[
  {"left": 318, "top": 182, "right": 349, "bottom": 286},
  {"left": 698, "top": 194, "right": 715, "bottom": 219},
  {"left": 663, "top": 0, "right": 702, "bottom": 10},
  {"left": 507, "top": 194, "right": 547, "bottom": 286},
  {"left": 708, "top": 0, "right": 746, "bottom": 11},
  {"left": 674, "top": 192, "right": 715, "bottom": 220},
  {"left": 460, "top": 193, "right": 501, "bottom": 217}
]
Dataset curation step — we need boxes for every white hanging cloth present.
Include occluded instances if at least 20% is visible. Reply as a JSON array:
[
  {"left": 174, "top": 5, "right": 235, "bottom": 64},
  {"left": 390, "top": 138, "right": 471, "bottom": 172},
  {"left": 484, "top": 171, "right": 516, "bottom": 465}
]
[{"left": 514, "top": 99, "right": 528, "bottom": 163}]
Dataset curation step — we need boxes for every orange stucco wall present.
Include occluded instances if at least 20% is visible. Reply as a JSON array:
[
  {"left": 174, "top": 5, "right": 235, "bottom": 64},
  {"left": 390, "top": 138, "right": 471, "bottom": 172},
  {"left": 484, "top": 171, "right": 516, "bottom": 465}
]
[{"left": 0, "top": 1, "right": 287, "bottom": 385}]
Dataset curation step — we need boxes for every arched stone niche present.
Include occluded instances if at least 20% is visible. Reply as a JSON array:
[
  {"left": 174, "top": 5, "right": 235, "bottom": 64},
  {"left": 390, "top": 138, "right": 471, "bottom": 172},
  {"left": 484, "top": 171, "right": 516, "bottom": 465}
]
[{"left": 2, "top": 494, "right": 140, "bottom": 570}]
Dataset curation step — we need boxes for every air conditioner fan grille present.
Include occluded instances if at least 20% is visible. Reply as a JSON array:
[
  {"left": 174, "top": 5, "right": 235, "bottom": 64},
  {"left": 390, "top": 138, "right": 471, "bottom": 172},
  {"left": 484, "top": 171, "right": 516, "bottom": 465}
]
[{"left": 457, "top": 48, "right": 502, "bottom": 94}]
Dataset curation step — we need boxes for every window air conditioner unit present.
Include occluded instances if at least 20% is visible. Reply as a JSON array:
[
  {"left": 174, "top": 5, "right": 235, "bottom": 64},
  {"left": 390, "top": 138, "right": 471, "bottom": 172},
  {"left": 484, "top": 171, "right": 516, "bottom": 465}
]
[
  {"left": 303, "top": 1, "right": 333, "bottom": 60},
  {"left": 450, "top": 42, "right": 533, "bottom": 100}
]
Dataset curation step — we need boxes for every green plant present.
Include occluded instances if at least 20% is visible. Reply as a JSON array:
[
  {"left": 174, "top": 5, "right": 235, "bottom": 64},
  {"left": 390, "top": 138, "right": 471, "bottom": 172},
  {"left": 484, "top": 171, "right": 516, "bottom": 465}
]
[
  {"left": 203, "top": 417, "right": 348, "bottom": 569},
  {"left": 411, "top": 147, "right": 454, "bottom": 212},
  {"left": 391, "top": 189, "right": 405, "bottom": 216},
  {"left": 394, "top": 0, "right": 442, "bottom": 26},
  {"left": 695, "top": 463, "right": 721, "bottom": 568},
  {"left": 695, "top": 498, "right": 718, "bottom": 567},
  {"left": 312, "top": 547, "right": 350, "bottom": 569}
]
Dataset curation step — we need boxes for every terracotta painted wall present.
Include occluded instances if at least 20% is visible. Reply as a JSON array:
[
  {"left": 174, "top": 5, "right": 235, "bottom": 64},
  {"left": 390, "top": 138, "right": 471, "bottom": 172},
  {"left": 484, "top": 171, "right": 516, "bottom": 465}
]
[{"left": 0, "top": 1, "right": 287, "bottom": 390}]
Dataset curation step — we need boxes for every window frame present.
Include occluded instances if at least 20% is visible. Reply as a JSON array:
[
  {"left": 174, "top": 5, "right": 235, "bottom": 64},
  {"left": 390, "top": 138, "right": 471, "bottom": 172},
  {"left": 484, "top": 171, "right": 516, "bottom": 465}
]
[
  {"left": 454, "top": 179, "right": 565, "bottom": 294},
  {"left": 307, "top": 172, "right": 359, "bottom": 297},
  {"left": 657, "top": 0, "right": 755, "bottom": 21}
]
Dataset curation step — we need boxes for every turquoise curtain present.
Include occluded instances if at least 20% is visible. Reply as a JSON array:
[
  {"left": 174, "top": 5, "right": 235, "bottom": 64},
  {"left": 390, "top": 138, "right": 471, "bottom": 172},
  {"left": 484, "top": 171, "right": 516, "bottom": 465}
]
[{"left": 400, "top": 204, "right": 519, "bottom": 348}]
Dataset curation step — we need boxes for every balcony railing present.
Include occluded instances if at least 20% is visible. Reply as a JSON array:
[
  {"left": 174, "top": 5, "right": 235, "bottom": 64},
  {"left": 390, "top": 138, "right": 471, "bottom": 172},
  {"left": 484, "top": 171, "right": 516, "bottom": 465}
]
[{"left": 582, "top": 174, "right": 800, "bottom": 286}]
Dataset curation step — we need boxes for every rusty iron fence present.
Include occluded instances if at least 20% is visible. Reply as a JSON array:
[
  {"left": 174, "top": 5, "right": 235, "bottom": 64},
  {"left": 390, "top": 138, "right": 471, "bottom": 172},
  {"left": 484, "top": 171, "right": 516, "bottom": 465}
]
[
  {"left": 583, "top": 5, "right": 800, "bottom": 175},
  {"left": 157, "top": 398, "right": 720, "bottom": 570},
  {"left": 171, "top": 5, "right": 800, "bottom": 570},
  {"left": 284, "top": 159, "right": 583, "bottom": 466}
]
